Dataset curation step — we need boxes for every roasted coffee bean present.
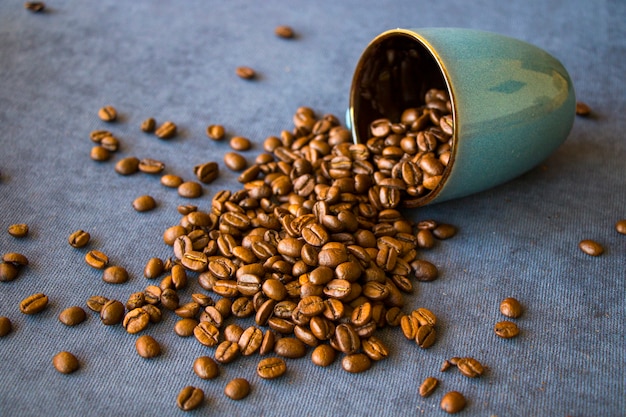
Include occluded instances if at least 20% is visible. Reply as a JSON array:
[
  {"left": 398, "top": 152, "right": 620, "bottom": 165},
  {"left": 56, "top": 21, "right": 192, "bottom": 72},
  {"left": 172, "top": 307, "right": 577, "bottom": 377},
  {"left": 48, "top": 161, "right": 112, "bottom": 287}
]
[
  {"left": 419, "top": 376, "right": 439, "bottom": 397},
  {"left": 138, "top": 158, "right": 165, "bottom": 174},
  {"left": 579, "top": 239, "right": 604, "bottom": 256},
  {"left": 275, "top": 25, "right": 294, "bottom": 38},
  {"left": 155, "top": 121, "right": 177, "bottom": 139},
  {"left": 224, "top": 152, "right": 247, "bottom": 171},
  {"left": 257, "top": 357, "right": 286, "bottom": 379},
  {"left": 181, "top": 251, "right": 208, "bottom": 272},
  {"left": 236, "top": 66, "right": 256, "bottom": 80},
  {"left": 98, "top": 105, "right": 117, "bottom": 122},
  {"left": 160, "top": 174, "right": 184, "bottom": 188},
  {"left": 231, "top": 297, "right": 255, "bottom": 318},
  {"left": 123, "top": 308, "right": 150, "bottom": 334},
  {"left": 100, "top": 135, "right": 119, "bottom": 152},
  {"left": 132, "top": 195, "right": 156, "bottom": 212},
  {"left": 500, "top": 297, "right": 523, "bottom": 318},
  {"left": 194, "top": 322, "right": 220, "bottom": 347},
  {"left": 361, "top": 336, "right": 388, "bottom": 361},
  {"left": 115, "top": 157, "right": 140, "bottom": 175},
  {"left": 102, "top": 265, "right": 129, "bottom": 284},
  {"left": 415, "top": 324, "right": 436, "bottom": 348},
  {"left": 3, "top": 252, "right": 28, "bottom": 267},
  {"left": 193, "top": 356, "right": 219, "bottom": 379},
  {"left": 86, "top": 295, "right": 108, "bottom": 312},
  {"left": 400, "top": 315, "right": 419, "bottom": 340},
  {"left": 456, "top": 357, "right": 484, "bottom": 378},
  {"left": 440, "top": 360, "right": 453, "bottom": 372},
  {"left": 7, "top": 223, "right": 28, "bottom": 238},
  {"left": 433, "top": 224, "right": 457, "bottom": 239},
  {"left": 90, "top": 129, "right": 112, "bottom": 143},
  {"left": 174, "top": 318, "right": 198, "bottom": 337},
  {"left": 616, "top": 219, "right": 626, "bottom": 235},
  {"left": 144, "top": 257, "right": 164, "bottom": 279},
  {"left": 90, "top": 145, "right": 110, "bottom": 161},
  {"left": 416, "top": 229, "right": 436, "bottom": 249},
  {"left": 160, "top": 288, "right": 179, "bottom": 310},
  {"left": 274, "top": 337, "right": 307, "bottom": 358},
  {"left": 215, "top": 341, "right": 241, "bottom": 364},
  {"left": 142, "top": 304, "right": 162, "bottom": 323},
  {"left": 58, "top": 306, "right": 86, "bottom": 326},
  {"left": 224, "top": 378, "right": 250, "bottom": 400},
  {"left": 575, "top": 101, "right": 591, "bottom": 116},
  {"left": 215, "top": 298, "right": 233, "bottom": 318},
  {"left": 19, "top": 293, "right": 48, "bottom": 315},
  {"left": 239, "top": 326, "right": 263, "bottom": 355},
  {"left": 440, "top": 391, "right": 466, "bottom": 414},
  {"left": 223, "top": 323, "right": 244, "bottom": 343},
  {"left": 230, "top": 136, "right": 251, "bottom": 151},
  {"left": 259, "top": 330, "right": 276, "bottom": 355},
  {"left": 411, "top": 259, "right": 438, "bottom": 281},
  {"left": 178, "top": 181, "right": 203, "bottom": 198},
  {"left": 24, "top": 2, "right": 45, "bottom": 12},
  {"left": 85, "top": 250, "right": 109, "bottom": 269},
  {"left": 311, "top": 344, "right": 336, "bottom": 367},
  {"left": 494, "top": 320, "right": 520, "bottom": 339},
  {"left": 100, "top": 300, "right": 124, "bottom": 325},
  {"left": 52, "top": 351, "right": 79, "bottom": 374},
  {"left": 194, "top": 161, "right": 219, "bottom": 184},
  {"left": 334, "top": 323, "right": 360, "bottom": 354},
  {"left": 141, "top": 117, "right": 156, "bottom": 132},
  {"left": 342, "top": 353, "right": 371, "bottom": 373},
  {"left": 411, "top": 307, "right": 437, "bottom": 327},
  {"left": 385, "top": 306, "right": 403, "bottom": 326},
  {"left": 0, "top": 316, "right": 12, "bottom": 337},
  {"left": 177, "top": 386, "right": 204, "bottom": 411},
  {"left": 0, "top": 262, "right": 19, "bottom": 282},
  {"left": 206, "top": 124, "right": 225, "bottom": 140}
]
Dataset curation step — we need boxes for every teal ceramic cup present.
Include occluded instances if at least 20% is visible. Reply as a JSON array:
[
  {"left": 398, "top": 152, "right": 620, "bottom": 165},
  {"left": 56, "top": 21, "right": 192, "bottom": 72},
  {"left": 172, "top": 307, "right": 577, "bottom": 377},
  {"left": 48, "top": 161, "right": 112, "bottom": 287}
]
[{"left": 348, "top": 28, "right": 576, "bottom": 206}]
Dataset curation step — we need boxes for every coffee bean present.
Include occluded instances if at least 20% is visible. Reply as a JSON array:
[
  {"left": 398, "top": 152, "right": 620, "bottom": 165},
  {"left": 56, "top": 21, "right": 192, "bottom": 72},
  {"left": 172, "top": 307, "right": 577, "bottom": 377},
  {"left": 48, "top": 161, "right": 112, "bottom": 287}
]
[
  {"left": 499, "top": 297, "right": 523, "bottom": 318},
  {"left": 100, "top": 299, "right": 124, "bottom": 325},
  {"left": 194, "top": 321, "right": 220, "bottom": 347},
  {"left": 579, "top": 239, "right": 604, "bottom": 256},
  {"left": 193, "top": 356, "right": 219, "bottom": 379},
  {"left": 342, "top": 353, "right": 371, "bottom": 373},
  {"left": 102, "top": 265, "right": 129, "bottom": 284},
  {"left": 230, "top": 136, "right": 251, "bottom": 151},
  {"left": 494, "top": 320, "right": 520, "bottom": 339},
  {"left": 224, "top": 378, "right": 250, "bottom": 400},
  {"left": 411, "top": 259, "right": 438, "bottom": 281},
  {"left": 100, "top": 135, "right": 119, "bottom": 152},
  {"left": 123, "top": 308, "right": 150, "bottom": 334},
  {"left": 415, "top": 324, "right": 436, "bottom": 348},
  {"left": 206, "top": 124, "right": 225, "bottom": 140},
  {"left": 177, "top": 386, "right": 204, "bottom": 411},
  {"left": 173, "top": 318, "right": 197, "bottom": 337},
  {"left": 135, "top": 335, "right": 161, "bottom": 358},
  {"left": 138, "top": 158, "right": 165, "bottom": 174},
  {"left": 0, "top": 316, "right": 13, "bottom": 337},
  {"left": 275, "top": 25, "right": 294, "bottom": 39},
  {"left": 224, "top": 152, "right": 248, "bottom": 171},
  {"left": 274, "top": 337, "right": 307, "bottom": 358},
  {"left": 141, "top": 117, "right": 156, "bottom": 132},
  {"left": 575, "top": 101, "right": 591, "bottom": 117},
  {"left": 456, "top": 357, "right": 484, "bottom": 378},
  {"left": 419, "top": 376, "right": 439, "bottom": 397},
  {"left": 334, "top": 323, "right": 360, "bottom": 354},
  {"left": 144, "top": 257, "right": 164, "bottom": 279},
  {"left": 239, "top": 326, "right": 263, "bottom": 355},
  {"left": 236, "top": 66, "right": 256, "bottom": 80},
  {"left": 194, "top": 161, "right": 219, "bottom": 184},
  {"left": 3, "top": 252, "right": 29, "bottom": 267},
  {"left": 90, "top": 145, "right": 111, "bottom": 161},
  {"left": 215, "top": 341, "right": 241, "bottom": 364},
  {"left": 7, "top": 223, "right": 28, "bottom": 238},
  {"left": 440, "top": 359, "right": 453, "bottom": 372},
  {"left": 98, "top": 105, "right": 117, "bottom": 122},
  {"left": 86, "top": 295, "right": 108, "bottom": 312},
  {"left": 311, "top": 344, "right": 336, "bottom": 367},
  {"left": 155, "top": 121, "right": 177, "bottom": 139},
  {"left": 256, "top": 357, "right": 286, "bottom": 379},
  {"left": 433, "top": 224, "right": 457, "bottom": 239},
  {"left": 361, "top": 336, "right": 389, "bottom": 361},
  {"left": 58, "top": 306, "right": 86, "bottom": 326},
  {"left": 85, "top": 250, "right": 109, "bottom": 269},
  {"left": 440, "top": 391, "right": 466, "bottom": 414},
  {"left": 115, "top": 157, "right": 140, "bottom": 175},
  {"left": 159, "top": 174, "right": 183, "bottom": 188},
  {"left": 178, "top": 181, "right": 203, "bottom": 198},
  {"left": 616, "top": 219, "right": 626, "bottom": 235},
  {"left": 142, "top": 304, "right": 162, "bottom": 323},
  {"left": 52, "top": 351, "right": 79, "bottom": 374},
  {"left": 132, "top": 195, "right": 156, "bottom": 212},
  {"left": 19, "top": 292, "right": 48, "bottom": 315},
  {"left": 24, "top": 2, "right": 45, "bottom": 12},
  {"left": 0, "top": 262, "right": 19, "bottom": 282},
  {"left": 411, "top": 307, "right": 437, "bottom": 327}
]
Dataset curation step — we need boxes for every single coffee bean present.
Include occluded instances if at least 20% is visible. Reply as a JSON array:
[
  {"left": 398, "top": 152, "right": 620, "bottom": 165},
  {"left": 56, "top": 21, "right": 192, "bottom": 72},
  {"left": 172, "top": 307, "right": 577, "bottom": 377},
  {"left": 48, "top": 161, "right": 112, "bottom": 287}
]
[
  {"left": 89, "top": 129, "right": 112, "bottom": 143},
  {"left": 178, "top": 181, "right": 203, "bottom": 198},
  {"left": 239, "top": 326, "right": 263, "bottom": 355},
  {"left": 433, "top": 224, "right": 457, "bottom": 239},
  {"left": 419, "top": 376, "right": 439, "bottom": 397},
  {"left": 206, "top": 124, "right": 225, "bottom": 140},
  {"left": 236, "top": 66, "right": 256, "bottom": 80},
  {"left": 415, "top": 324, "right": 436, "bottom": 348},
  {"left": 141, "top": 117, "right": 156, "bottom": 132},
  {"left": 224, "top": 378, "right": 250, "bottom": 400},
  {"left": 174, "top": 318, "right": 198, "bottom": 337},
  {"left": 224, "top": 152, "right": 247, "bottom": 171},
  {"left": 274, "top": 337, "right": 307, "bottom": 359},
  {"left": 98, "top": 105, "right": 117, "bottom": 122},
  {"left": 0, "top": 316, "right": 13, "bottom": 337},
  {"left": 132, "top": 195, "right": 156, "bottom": 212},
  {"left": 194, "top": 321, "right": 220, "bottom": 347},
  {"left": 257, "top": 357, "right": 287, "bottom": 379},
  {"left": 85, "top": 250, "right": 109, "bottom": 269},
  {"left": 126, "top": 292, "right": 145, "bottom": 311},
  {"left": 494, "top": 320, "right": 520, "bottom": 339},
  {"left": 311, "top": 344, "right": 336, "bottom": 367},
  {"left": 138, "top": 158, "right": 165, "bottom": 174},
  {"left": 90, "top": 145, "right": 110, "bottom": 161},
  {"left": 144, "top": 257, "right": 164, "bottom": 279},
  {"left": 52, "top": 351, "right": 80, "bottom": 374},
  {"left": 3, "top": 252, "right": 29, "bottom": 267},
  {"left": 230, "top": 136, "right": 251, "bottom": 151},
  {"left": 135, "top": 335, "right": 161, "bottom": 358},
  {"left": 58, "top": 306, "right": 86, "bottom": 326},
  {"left": 8, "top": 223, "right": 28, "bottom": 238},
  {"left": 500, "top": 297, "right": 523, "bottom": 318},
  {"left": 342, "top": 353, "right": 371, "bottom": 373},
  {"left": 440, "top": 391, "right": 466, "bottom": 414},
  {"left": 86, "top": 295, "right": 108, "bottom": 312},
  {"left": 193, "top": 356, "right": 219, "bottom": 379},
  {"left": 456, "top": 357, "right": 484, "bottom": 378},
  {"left": 102, "top": 265, "right": 129, "bottom": 284},
  {"left": 334, "top": 323, "right": 360, "bottom": 354},
  {"left": 575, "top": 101, "right": 591, "bottom": 116},
  {"left": 412, "top": 259, "right": 438, "bottom": 281},
  {"left": 19, "top": 292, "right": 48, "bottom": 315},
  {"left": 275, "top": 25, "right": 294, "bottom": 38},
  {"left": 160, "top": 174, "right": 184, "bottom": 188},
  {"left": 412, "top": 307, "right": 437, "bottom": 327},
  {"left": 579, "top": 239, "right": 604, "bottom": 256},
  {"left": 68, "top": 229, "right": 91, "bottom": 248},
  {"left": 400, "top": 315, "right": 419, "bottom": 340},
  {"left": 0, "top": 262, "right": 19, "bottom": 282},
  {"left": 194, "top": 161, "right": 219, "bottom": 184},
  {"left": 24, "top": 2, "right": 45, "bottom": 12},
  {"left": 177, "top": 386, "right": 204, "bottom": 411},
  {"left": 99, "top": 135, "right": 119, "bottom": 152},
  {"left": 160, "top": 288, "right": 179, "bottom": 310},
  {"left": 115, "top": 157, "right": 140, "bottom": 175},
  {"left": 155, "top": 121, "right": 177, "bottom": 139},
  {"left": 100, "top": 299, "right": 125, "bottom": 325},
  {"left": 616, "top": 219, "right": 626, "bottom": 235},
  {"left": 142, "top": 304, "right": 162, "bottom": 323},
  {"left": 215, "top": 340, "right": 241, "bottom": 364},
  {"left": 123, "top": 308, "right": 150, "bottom": 334},
  {"left": 361, "top": 336, "right": 389, "bottom": 361}
]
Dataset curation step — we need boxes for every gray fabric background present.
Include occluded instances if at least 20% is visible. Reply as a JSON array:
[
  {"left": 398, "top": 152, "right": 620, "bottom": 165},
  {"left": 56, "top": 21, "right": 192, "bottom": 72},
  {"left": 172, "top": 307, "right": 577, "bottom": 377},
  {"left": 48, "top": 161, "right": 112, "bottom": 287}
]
[{"left": 1, "top": 1, "right": 624, "bottom": 416}]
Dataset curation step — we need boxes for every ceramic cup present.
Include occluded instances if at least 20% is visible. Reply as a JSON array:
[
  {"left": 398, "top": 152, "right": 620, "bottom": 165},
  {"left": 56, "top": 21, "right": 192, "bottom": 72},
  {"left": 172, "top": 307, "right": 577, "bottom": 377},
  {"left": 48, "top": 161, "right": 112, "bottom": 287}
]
[{"left": 347, "top": 28, "right": 576, "bottom": 206}]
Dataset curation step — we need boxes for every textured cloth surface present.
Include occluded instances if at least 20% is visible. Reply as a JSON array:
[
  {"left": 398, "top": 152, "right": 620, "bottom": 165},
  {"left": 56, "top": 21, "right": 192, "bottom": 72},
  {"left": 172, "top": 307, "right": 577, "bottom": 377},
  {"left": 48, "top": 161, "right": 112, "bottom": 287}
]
[{"left": 0, "top": 1, "right": 624, "bottom": 416}]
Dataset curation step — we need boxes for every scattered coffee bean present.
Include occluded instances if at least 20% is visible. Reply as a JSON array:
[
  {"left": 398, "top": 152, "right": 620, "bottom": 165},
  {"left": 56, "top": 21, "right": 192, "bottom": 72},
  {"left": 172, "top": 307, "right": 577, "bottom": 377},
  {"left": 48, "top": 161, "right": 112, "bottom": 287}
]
[
  {"left": 342, "top": 353, "right": 371, "bottom": 373},
  {"left": 155, "top": 121, "right": 177, "bottom": 139},
  {"left": 257, "top": 357, "right": 286, "bottom": 379},
  {"left": 102, "top": 265, "right": 129, "bottom": 284},
  {"left": 178, "top": 181, "right": 203, "bottom": 198},
  {"left": 138, "top": 158, "right": 165, "bottom": 174},
  {"left": 68, "top": 229, "right": 90, "bottom": 248},
  {"left": 494, "top": 320, "right": 520, "bottom": 339},
  {"left": 144, "top": 257, "right": 164, "bottom": 279},
  {"left": 0, "top": 316, "right": 12, "bottom": 337},
  {"left": 311, "top": 344, "right": 337, "bottom": 367},
  {"left": 193, "top": 356, "right": 219, "bottom": 380},
  {"left": 3, "top": 252, "right": 29, "bottom": 267},
  {"left": 419, "top": 376, "right": 439, "bottom": 397},
  {"left": 86, "top": 295, "right": 109, "bottom": 312},
  {"left": 0, "top": 262, "right": 19, "bottom": 282},
  {"left": 90, "top": 145, "right": 111, "bottom": 161},
  {"left": 141, "top": 117, "right": 156, "bottom": 132},
  {"left": 99, "top": 299, "right": 125, "bottom": 325},
  {"left": 115, "top": 157, "right": 140, "bottom": 175},
  {"left": 52, "top": 351, "right": 79, "bottom": 374},
  {"left": 575, "top": 101, "right": 591, "bottom": 117},
  {"left": 176, "top": 386, "right": 204, "bottom": 411},
  {"left": 194, "top": 162, "right": 219, "bottom": 184},
  {"left": 224, "top": 152, "right": 247, "bottom": 171},
  {"left": 19, "top": 292, "right": 48, "bottom": 315},
  {"left": 236, "top": 66, "right": 256, "bottom": 80},
  {"left": 7, "top": 223, "right": 28, "bottom": 238},
  {"left": 456, "top": 357, "right": 484, "bottom": 378},
  {"left": 135, "top": 335, "right": 161, "bottom": 358},
  {"left": 615, "top": 219, "right": 626, "bottom": 235},
  {"left": 579, "top": 239, "right": 604, "bottom": 256},
  {"left": 215, "top": 340, "right": 240, "bottom": 364},
  {"left": 230, "top": 136, "right": 251, "bottom": 151},
  {"left": 415, "top": 324, "right": 436, "bottom": 348},
  {"left": 98, "top": 105, "right": 117, "bottom": 122},
  {"left": 206, "top": 124, "right": 225, "bottom": 140},
  {"left": 132, "top": 195, "right": 156, "bottom": 212},
  {"left": 58, "top": 306, "right": 86, "bottom": 326},
  {"left": 440, "top": 391, "right": 466, "bottom": 414},
  {"left": 85, "top": 250, "right": 109, "bottom": 269},
  {"left": 24, "top": 2, "right": 45, "bottom": 12},
  {"left": 159, "top": 174, "right": 183, "bottom": 188},
  {"left": 499, "top": 297, "right": 523, "bottom": 318},
  {"left": 275, "top": 25, "right": 294, "bottom": 39},
  {"left": 274, "top": 337, "right": 307, "bottom": 358},
  {"left": 123, "top": 308, "right": 150, "bottom": 334},
  {"left": 224, "top": 378, "right": 250, "bottom": 400},
  {"left": 100, "top": 135, "right": 120, "bottom": 152}
]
